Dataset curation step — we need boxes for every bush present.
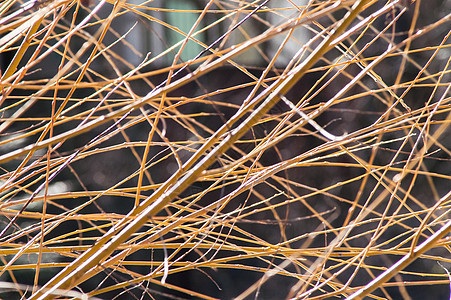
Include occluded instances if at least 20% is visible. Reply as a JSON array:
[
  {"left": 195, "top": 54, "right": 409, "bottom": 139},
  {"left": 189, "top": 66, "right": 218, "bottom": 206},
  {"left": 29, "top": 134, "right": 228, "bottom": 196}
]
[{"left": 1, "top": 0, "right": 450, "bottom": 299}]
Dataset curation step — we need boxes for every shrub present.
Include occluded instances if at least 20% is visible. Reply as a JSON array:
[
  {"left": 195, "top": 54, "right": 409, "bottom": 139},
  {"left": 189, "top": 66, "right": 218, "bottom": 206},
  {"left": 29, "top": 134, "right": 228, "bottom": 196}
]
[{"left": 1, "top": 0, "right": 450, "bottom": 299}]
